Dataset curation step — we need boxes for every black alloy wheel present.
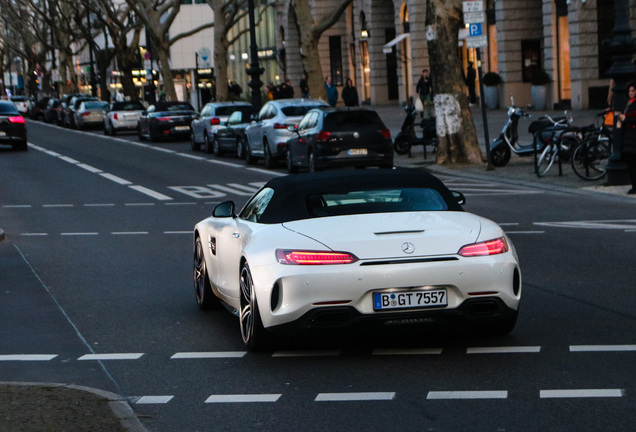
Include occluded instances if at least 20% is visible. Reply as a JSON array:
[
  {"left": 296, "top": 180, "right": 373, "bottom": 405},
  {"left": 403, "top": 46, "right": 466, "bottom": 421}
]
[
  {"left": 213, "top": 137, "right": 224, "bottom": 156},
  {"left": 194, "top": 237, "right": 218, "bottom": 309},
  {"left": 244, "top": 137, "right": 257, "bottom": 165},
  {"left": 286, "top": 147, "right": 298, "bottom": 173},
  {"left": 204, "top": 133, "right": 213, "bottom": 154},
  {"left": 190, "top": 130, "right": 199, "bottom": 151}
]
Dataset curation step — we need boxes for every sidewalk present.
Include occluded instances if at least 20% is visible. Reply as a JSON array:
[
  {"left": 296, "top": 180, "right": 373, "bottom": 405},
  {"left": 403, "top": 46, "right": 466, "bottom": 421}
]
[{"left": 376, "top": 104, "right": 635, "bottom": 199}]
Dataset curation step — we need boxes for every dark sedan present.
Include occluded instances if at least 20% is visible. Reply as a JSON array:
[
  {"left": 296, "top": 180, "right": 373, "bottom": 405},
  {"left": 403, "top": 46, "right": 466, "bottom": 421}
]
[
  {"left": 137, "top": 102, "right": 198, "bottom": 142},
  {"left": 285, "top": 107, "right": 393, "bottom": 173},
  {"left": 0, "top": 101, "right": 27, "bottom": 151},
  {"left": 212, "top": 107, "right": 258, "bottom": 158}
]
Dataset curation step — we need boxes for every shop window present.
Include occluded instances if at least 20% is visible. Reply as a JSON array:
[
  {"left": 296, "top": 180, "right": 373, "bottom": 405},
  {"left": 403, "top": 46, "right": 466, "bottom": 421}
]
[
  {"left": 521, "top": 39, "right": 541, "bottom": 83},
  {"left": 329, "top": 36, "right": 343, "bottom": 86}
]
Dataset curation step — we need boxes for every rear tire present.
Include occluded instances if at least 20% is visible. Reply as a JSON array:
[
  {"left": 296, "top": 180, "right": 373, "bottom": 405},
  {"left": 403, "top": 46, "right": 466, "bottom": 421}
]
[
  {"left": 204, "top": 134, "right": 213, "bottom": 154},
  {"left": 286, "top": 147, "right": 299, "bottom": 173},
  {"left": 264, "top": 140, "right": 276, "bottom": 168},
  {"left": 190, "top": 130, "right": 199, "bottom": 151},
  {"left": 193, "top": 237, "right": 219, "bottom": 309},
  {"left": 239, "top": 263, "right": 272, "bottom": 351},
  {"left": 393, "top": 135, "right": 411, "bottom": 155},
  {"left": 244, "top": 137, "right": 257, "bottom": 165},
  {"left": 213, "top": 137, "right": 223, "bottom": 156},
  {"left": 571, "top": 139, "right": 609, "bottom": 181}
]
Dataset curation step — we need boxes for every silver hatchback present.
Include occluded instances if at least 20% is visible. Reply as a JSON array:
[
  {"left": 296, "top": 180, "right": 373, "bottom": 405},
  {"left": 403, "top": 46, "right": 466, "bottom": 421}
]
[
  {"left": 75, "top": 101, "right": 109, "bottom": 130},
  {"left": 244, "top": 98, "right": 329, "bottom": 168}
]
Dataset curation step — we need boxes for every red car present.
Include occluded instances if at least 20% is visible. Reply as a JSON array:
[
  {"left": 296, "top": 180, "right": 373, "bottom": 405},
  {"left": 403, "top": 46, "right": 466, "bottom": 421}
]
[{"left": 0, "top": 101, "right": 27, "bottom": 151}]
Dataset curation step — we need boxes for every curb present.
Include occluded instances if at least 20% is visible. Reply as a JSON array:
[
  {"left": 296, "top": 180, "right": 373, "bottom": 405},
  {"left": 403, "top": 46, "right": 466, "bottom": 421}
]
[{"left": 0, "top": 382, "right": 148, "bottom": 432}]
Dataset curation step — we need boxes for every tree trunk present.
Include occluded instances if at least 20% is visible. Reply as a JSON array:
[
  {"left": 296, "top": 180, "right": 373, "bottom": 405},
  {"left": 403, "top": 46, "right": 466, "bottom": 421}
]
[
  {"left": 426, "top": 0, "right": 484, "bottom": 165},
  {"left": 154, "top": 40, "right": 177, "bottom": 101},
  {"left": 293, "top": 1, "right": 327, "bottom": 101},
  {"left": 213, "top": 5, "right": 229, "bottom": 102}
]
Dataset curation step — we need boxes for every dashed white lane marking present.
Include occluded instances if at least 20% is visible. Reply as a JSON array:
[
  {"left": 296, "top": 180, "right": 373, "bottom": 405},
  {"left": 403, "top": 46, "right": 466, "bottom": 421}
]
[
  {"left": 0, "top": 354, "right": 58, "bottom": 361},
  {"left": 315, "top": 392, "right": 396, "bottom": 402},
  {"left": 135, "top": 396, "right": 174, "bottom": 404},
  {"left": 128, "top": 185, "right": 172, "bottom": 200},
  {"left": 570, "top": 345, "right": 636, "bottom": 352},
  {"left": 164, "top": 202, "right": 197, "bottom": 206},
  {"left": 372, "top": 348, "right": 443, "bottom": 355},
  {"left": 99, "top": 172, "right": 132, "bottom": 185},
  {"left": 125, "top": 203, "right": 155, "bottom": 206},
  {"left": 427, "top": 391, "right": 508, "bottom": 400},
  {"left": 171, "top": 352, "right": 247, "bottom": 359},
  {"left": 3, "top": 205, "right": 32, "bottom": 208},
  {"left": 61, "top": 232, "right": 99, "bottom": 236},
  {"left": 227, "top": 183, "right": 261, "bottom": 193},
  {"left": 540, "top": 389, "right": 624, "bottom": 399},
  {"left": 78, "top": 353, "right": 144, "bottom": 360},
  {"left": 20, "top": 233, "right": 48, "bottom": 236},
  {"left": 84, "top": 203, "right": 115, "bottom": 207},
  {"left": 467, "top": 346, "right": 541, "bottom": 354},
  {"left": 205, "top": 394, "right": 282, "bottom": 403},
  {"left": 43, "top": 204, "right": 73, "bottom": 208},
  {"left": 272, "top": 350, "right": 341, "bottom": 357},
  {"left": 111, "top": 231, "right": 149, "bottom": 235},
  {"left": 77, "top": 163, "right": 102, "bottom": 173},
  {"left": 59, "top": 156, "right": 80, "bottom": 164}
]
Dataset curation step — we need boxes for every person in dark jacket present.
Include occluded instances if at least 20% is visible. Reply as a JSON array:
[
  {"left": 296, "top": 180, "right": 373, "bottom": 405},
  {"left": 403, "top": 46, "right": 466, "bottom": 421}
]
[
  {"left": 325, "top": 75, "right": 338, "bottom": 107},
  {"left": 341, "top": 78, "right": 359, "bottom": 107},
  {"left": 300, "top": 73, "right": 309, "bottom": 98},
  {"left": 618, "top": 81, "right": 636, "bottom": 194},
  {"left": 465, "top": 62, "right": 477, "bottom": 105},
  {"left": 415, "top": 69, "right": 433, "bottom": 117}
]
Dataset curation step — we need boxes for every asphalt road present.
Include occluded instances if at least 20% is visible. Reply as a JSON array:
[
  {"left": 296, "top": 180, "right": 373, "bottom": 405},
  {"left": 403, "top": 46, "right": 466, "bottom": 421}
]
[{"left": 1, "top": 120, "right": 635, "bottom": 431}]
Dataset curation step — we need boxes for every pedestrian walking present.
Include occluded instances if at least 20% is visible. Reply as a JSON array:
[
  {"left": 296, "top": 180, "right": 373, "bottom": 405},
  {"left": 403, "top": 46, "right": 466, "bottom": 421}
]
[
  {"left": 341, "top": 78, "right": 359, "bottom": 107},
  {"left": 415, "top": 69, "right": 433, "bottom": 117},
  {"left": 300, "top": 72, "right": 309, "bottom": 98},
  {"left": 325, "top": 75, "right": 338, "bottom": 107},
  {"left": 466, "top": 62, "right": 477, "bottom": 105},
  {"left": 618, "top": 81, "right": 636, "bottom": 195}
]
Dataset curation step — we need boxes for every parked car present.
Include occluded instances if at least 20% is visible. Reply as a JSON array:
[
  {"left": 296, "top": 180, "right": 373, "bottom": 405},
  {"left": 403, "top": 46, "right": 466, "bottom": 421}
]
[
  {"left": 42, "top": 98, "right": 62, "bottom": 124},
  {"left": 199, "top": 105, "right": 259, "bottom": 157},
  {"left": 29, "top": 96, "right": 51, "bottom": 120},
  {"left": 104, "top": 101, "right": 145, "bottom": 135},
  {"left": 244, "top": 98, "right": 329, "bottom": 168},
  {"left": 10, "top": 96, "right": 33, "bottom": 116},
  {"left": 192, "top": 169, "right": 521, "bottom": 350},
  {"left": 0, "top": 100, "right": 27, "bottom": 151},
  {"left": 137, "top": 101, "right": 198, "bottom": 142},
  {"left": 190, "top": 101, "right": 254, "bottom": 154},
  {"left": 285, "top": 107, "right": 393, "bottom": 173},
  {"left": 63, "top": 95, "right": 98, "bottom": 128},
  {"left": 74, "top": 100, "right": 109, "bottom": 130}
]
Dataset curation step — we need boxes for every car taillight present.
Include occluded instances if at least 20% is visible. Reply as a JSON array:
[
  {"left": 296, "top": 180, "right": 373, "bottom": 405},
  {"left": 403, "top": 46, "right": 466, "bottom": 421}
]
[
  {"left": 276, "top": 249, "right": 358, "bottom": 265},
  {"left": 157, "top": 117, "right": 172, "bottom": 122},
  {"left": 458, "top": 237, "right": 509, "bottom": 257},
  {"left": 8, "top": 116, "right": 25, "bottom": 124},
  {"left": 81, "top": 112, "right": 91, "bottom": 117},
  {"left": 380, "top": 128, "right": 391, "bottom": 139},
  {"left": 273, "top": 123, "right": 289, "bottom": 129},
  {"left": 113, "top": 113, "right": 119, "bottom": 120},
  {"left": 317, "top": 130, "right": 331, "bottom": 141},
  {"left": 210, "top": 118, "right": 220, "bottom": 125}
]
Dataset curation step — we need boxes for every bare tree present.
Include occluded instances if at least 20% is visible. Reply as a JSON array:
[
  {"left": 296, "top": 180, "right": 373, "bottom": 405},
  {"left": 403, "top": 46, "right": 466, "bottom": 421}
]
[
  {"left": 291, "top": 0, "right": 352, "bottom": 101},
  {"left": 426, "top": 0, "right": 483, "bottom": 165},
  {"left": 125, "top": 0, "right": 215, "bottom": 102}
]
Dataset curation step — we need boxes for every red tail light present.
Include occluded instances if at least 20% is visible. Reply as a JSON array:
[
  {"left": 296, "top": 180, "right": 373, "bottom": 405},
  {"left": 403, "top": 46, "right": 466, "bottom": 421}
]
[
  {"left": 276, "top": 249, "right": 358, "bottom": 265},
  {"left": 210, "top": 117, "right": 220, "bottom": 125},
  {"left": 81, "top": 112, "right": 91, "bottom": 117},
  {"left": 458, "top": 237, "right": 509, "bottom": 257},
  {"left": 380, "top": 128, "right": 391, "bottom": 139},
  {"left": 8, "top": 116, "right": 25, "bottom": 124},
  {"left": 273, "top": 123, "right": 289, "bottom": 129},
  {"left": 157, "top": 117, "right": 172, "bottom": 122},
  {"left": 113, "top": 113, "right": 119, "bottom": 120},
  {"left": 317, "top": 130, "right": 331, "bottom": 141}
]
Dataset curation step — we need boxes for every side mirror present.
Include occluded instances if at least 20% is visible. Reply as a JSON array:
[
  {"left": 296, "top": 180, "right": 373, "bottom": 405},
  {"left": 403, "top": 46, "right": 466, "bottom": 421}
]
[
  {"left": 452, "top": 191, "right": 466, "bottom": 206},
  {"left": 213, "top": 200, "right": 236, "bottom": 218},
  {"left": 287, "top": 125, "right": 298, "bottom": 133}
]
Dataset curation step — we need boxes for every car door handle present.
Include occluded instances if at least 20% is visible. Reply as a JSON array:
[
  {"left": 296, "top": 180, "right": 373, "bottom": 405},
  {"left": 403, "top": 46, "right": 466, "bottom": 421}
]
[{"left": 233, "top": 232, "right": 240, "bottom": 238}]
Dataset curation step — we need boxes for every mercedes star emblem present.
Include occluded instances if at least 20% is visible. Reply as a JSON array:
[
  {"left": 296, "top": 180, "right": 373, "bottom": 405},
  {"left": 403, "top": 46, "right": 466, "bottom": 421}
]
[{"left": 401, "top": 242, "right": 415, "bottom": 254}]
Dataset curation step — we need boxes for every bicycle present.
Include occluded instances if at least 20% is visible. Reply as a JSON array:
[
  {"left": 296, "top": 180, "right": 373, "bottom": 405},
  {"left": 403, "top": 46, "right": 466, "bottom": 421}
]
[
  {"left": 570, "top": 111, "right": 612, "bottom": 181},
  {"left": 534, "top": 113, "right": 577, "bottom": 177}
]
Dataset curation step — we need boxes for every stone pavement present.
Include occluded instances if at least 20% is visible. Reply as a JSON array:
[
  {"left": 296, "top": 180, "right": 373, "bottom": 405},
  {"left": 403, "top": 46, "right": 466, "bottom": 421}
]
[{"left": 1, "top": 103, "right": 634, "bottom": 432}]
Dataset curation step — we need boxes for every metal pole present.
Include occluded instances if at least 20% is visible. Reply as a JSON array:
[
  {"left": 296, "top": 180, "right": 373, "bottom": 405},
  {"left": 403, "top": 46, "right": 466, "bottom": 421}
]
[
  {"left": 246, "top": 0, "right": 263, "bottom": 108},
  {"left": 87, "top": 11, "right": 97, "bottom": 97}
]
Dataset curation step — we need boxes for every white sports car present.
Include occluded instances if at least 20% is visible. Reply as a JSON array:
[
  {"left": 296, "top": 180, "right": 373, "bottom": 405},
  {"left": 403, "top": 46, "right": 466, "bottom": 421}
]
[{"left": 193, "top": 170, "right": 521, "bottom": 350}]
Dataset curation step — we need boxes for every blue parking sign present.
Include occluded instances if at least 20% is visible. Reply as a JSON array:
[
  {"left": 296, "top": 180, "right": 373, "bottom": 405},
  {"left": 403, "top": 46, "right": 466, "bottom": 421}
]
[{"left": 469, "top": 23, "right": 482, "bottom": 37}]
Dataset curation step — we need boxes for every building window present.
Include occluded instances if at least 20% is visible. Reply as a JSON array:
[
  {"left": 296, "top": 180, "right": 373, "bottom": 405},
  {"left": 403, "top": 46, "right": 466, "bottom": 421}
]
[
  {"left": 521, "top": 39, "right": 541, "bottom": 83},
  {"left": 597, "top": 1, "right": 614, "bottom": 78},
  {"left": 329, "top": 36, "right": 343, "bottom": 86}
]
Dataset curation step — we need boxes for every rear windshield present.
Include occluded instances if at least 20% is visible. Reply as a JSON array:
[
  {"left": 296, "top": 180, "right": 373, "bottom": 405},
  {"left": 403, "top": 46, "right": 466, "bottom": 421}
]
[
  {"left": 216, "top": 106, "right": 254, "bottom": 116},
  {"left": 306, "top": 188, "right": 448, "bottom": 217},
  {"left": 0, "top": 103, "right": 19, "bottom": 114},
  {"left": 84, "top": 102, "right": 109, "bottom": 110},
  {"left": 163, "top": 104, "right": 194, "bottom": 111},
  {"left": 111, "top": 102, "right": 145, "bottom": 111},
  {"left": 281, "top": 105, "right": 325, "bottom": 117},
  {"left": 324, "top": 111, "right": 384, "bottom": 131}
]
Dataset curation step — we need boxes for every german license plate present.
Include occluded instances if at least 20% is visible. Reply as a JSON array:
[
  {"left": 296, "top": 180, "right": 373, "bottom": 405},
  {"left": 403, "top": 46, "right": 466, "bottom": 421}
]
[
  {"left": 373, "top": 289, "right": 447, "bottom": 311},
  {"left": 174, "top": 125, "right": 189, "bottom": 131},
  {"left": 348, "top": 148, "right": 367, "bottom": 155}
]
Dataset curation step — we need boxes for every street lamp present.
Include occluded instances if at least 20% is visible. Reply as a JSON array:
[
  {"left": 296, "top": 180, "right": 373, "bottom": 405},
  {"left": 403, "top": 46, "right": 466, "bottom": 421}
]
[
  {"left": 604, "top": 0, "right": 636, "bottom": 185},
  {"left": 246, "top": 0, "right": 263, "bottom": 108},
  {"left": 87, "top": 11, "right": 98, "bottom": 97}
]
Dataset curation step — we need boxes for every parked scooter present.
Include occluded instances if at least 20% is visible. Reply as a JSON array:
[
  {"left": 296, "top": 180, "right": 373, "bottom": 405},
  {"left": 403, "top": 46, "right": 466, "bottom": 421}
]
[
  {"left": 393, "top": 99, "right": 437, "bottom": 158},
  {"left": 490, "top": 98, "right": 572, "bottom": 167}
]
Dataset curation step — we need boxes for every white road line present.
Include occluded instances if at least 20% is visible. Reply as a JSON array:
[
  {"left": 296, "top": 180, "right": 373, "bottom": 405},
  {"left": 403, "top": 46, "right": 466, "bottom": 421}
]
[
  {"left": 205, "top": 394, "right": 281, "bottom": 403},
  {"left": 467, "top": 346, "right": 541, "bottom": 354},
  {"left": 99, "top": 172, "right": 133, "bottom": 185},
  {"left": 20, "top": 233, "right": 48, "bottom": 236},
  {"left": 77, "top": 163, "right": 102, "bottom": 173},
  {"left": 3, "top": 205, "right": 32, "bottom": 208},
  {"left": 84, "top": 203, "right": 115, "bottom": 207},
  {"left": 540, "top": 389, "right": 624, "bottom": 399},
  {"left": 247, "top": 167, "right": 286, "bottom": 176},
  {"left": 227, "top": 183, "right": 261, "bottom": 193},
  {"left": 128, "top": 185, "right": 173, "bottom": 201},
  {"left": 315, "top": 392, "right": 396, "bottom": 402},
  {"left": 205, "top": 159, "right": 244, "bottom": 168},
  {"left": 164, "top": 202, "right": 197, "bottom": 206},
  {"left": 61, "top": 232, "right": 99, "bottom": 236},
  {"left": 111, "top": 231, "right": 149, "bottom": 235},
  {"left": 43, "top": 204, "right": 74, "bottom": 208},
  {"left": 207, "top": 184, "right": 255, "bottom": 196},
  {"left": 78, "top": 353, "right": 144, "bottom": 360},
  {"left": 171, "top": 352, "right": 247, "bottom": 359},
  {"left": 570, "top": 345, "right": 636, "bottom": 352},
  {"left": 427, "top": 391, "right": 508, "bottom": 400},
  {"left": 163, "top": 231, "right": 191, "bottom": 235},
  {"left": 59, "top": 156, "right": 80, "bottom": 164},
  {"left": 125, "top": 203, "right": 155, "bottom": 206},
  {"left": 272, "top": 350, "right": 341, "bottom": 357},
  {"left": 372, "top": 348, "right": 443, "bottom": 355},
  {"left": 0, "top": 354, "right": 58, "bottom": 361},
  {"left": 498, "top": 223, "right": 519, "bottom": 226},
  {"left": 178, "top": 153, "right": 207, "bottom": 161},
  {"left": 153, "top": 147, "right": 176, "bottom": 154},
  {"left": 135, "top": 396, "right": 174, "bottom": 404}
]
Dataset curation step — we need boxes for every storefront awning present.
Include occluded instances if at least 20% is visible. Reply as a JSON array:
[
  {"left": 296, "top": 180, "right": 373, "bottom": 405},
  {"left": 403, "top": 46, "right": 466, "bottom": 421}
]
[{"left": 383, "top": 33, "right": 410, "bottom": 54}]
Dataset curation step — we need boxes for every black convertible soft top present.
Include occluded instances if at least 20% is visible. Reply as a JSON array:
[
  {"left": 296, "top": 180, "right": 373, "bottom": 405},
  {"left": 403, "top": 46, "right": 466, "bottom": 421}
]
[{"left": 254, "top": 168, "right": 463, "bottom": 224}]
